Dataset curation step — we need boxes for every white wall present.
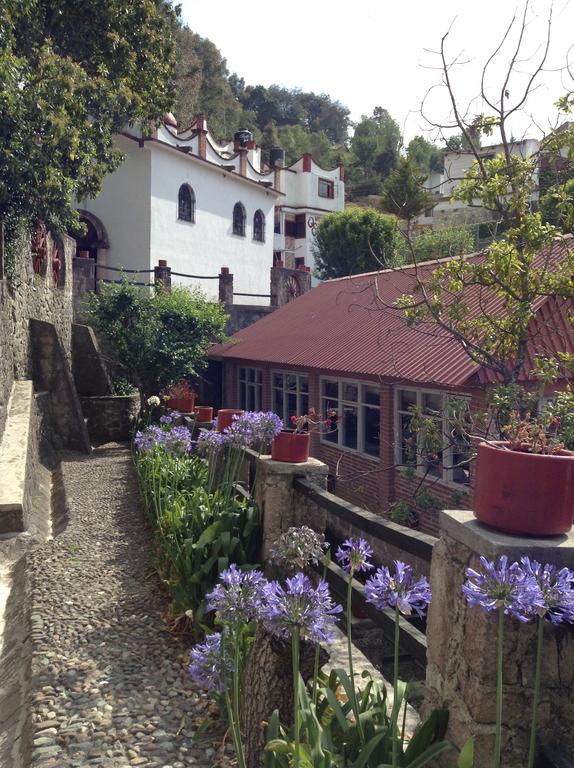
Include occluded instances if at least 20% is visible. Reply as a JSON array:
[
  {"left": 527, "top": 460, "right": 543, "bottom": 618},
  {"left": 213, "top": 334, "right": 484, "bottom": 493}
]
[
  {"left": 76, "top": 134, "right": 152, "bottom": 276},
  {"left": 149, "top": 144, "right": 277, "bottom": 304}
]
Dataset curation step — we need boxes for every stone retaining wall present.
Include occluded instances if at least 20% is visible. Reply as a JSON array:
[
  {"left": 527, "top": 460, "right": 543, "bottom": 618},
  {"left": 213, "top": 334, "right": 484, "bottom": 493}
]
[{"left": 0, "top": 229, "right": 75, "bottom": 442}]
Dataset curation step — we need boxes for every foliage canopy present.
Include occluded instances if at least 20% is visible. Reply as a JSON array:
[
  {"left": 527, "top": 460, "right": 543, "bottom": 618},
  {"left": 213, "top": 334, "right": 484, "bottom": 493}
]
[
  {"left": 89, "top": 281, "right": 228, "bottom": 397},
  {"left": 312, "top": 207, "right": 401, "bottom": 280},
  {"left": 0, "top": 0, "right": 177, "bottom": 235}
]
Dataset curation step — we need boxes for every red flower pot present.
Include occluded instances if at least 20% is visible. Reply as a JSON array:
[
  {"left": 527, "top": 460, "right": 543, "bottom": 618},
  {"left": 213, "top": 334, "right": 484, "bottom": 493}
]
[
  {"left": 168, "top": 393, "right": 196, "bottom": 413},
  {"left": 195, "top": 406, "right": 214, "bottom": 422},
  {"left": 474, "top": 441, "right": 574, "bottom": 536},
  {"left": 216, "top": 409, "right": 244, "bottom": 432},
  {"left": 271, "top": 431, "right": 311, "bottom": 463}
]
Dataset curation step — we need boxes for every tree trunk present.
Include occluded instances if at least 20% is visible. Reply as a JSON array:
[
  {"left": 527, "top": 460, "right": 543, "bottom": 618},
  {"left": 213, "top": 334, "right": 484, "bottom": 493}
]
[{"left": 242, "top": 625, "right": 328, "bottom": 768}]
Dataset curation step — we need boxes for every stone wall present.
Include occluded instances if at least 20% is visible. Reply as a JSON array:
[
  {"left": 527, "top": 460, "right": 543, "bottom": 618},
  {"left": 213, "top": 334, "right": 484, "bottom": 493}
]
[
  {"left": 0, "top": 229, "right": 75, "bottom": 442},
  {"left": 425, "top": 510, "right": 574, "bottom": 767}
]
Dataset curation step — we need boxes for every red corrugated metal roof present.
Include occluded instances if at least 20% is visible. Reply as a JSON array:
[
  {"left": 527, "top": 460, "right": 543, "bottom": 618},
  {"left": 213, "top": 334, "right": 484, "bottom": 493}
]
[{"left": 210, "top": 237, "right": 574, "bottom": 387}]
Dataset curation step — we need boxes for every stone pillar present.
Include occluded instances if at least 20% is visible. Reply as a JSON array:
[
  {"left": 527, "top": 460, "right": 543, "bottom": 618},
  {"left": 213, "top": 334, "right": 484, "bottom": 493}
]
[
  {"left": 72, "top": 255, "right": 95, "bottom": 319},
  {"left": 425, "top": 509, "right": 574, "bottom": 767},
  {"left": 254, "top": 455, "right": 329, "bottom": 562},
  {"left": 239, "top": 149, "right": 247, "bottom": 177},
  {"left": 218, "top": 267, "right": 234, "bottom": 304},
  {"left": 154, "top": 260, "right": 171, "bottom": 292}
]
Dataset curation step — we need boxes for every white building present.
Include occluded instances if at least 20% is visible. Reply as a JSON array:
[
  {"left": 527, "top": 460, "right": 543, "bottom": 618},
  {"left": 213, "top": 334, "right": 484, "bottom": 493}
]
[
  {"left": 74, "top": 115, "right": 345, "bottom": 303},
  {"left": 415, "top": 138, "right": 540, "bottom": 238}
]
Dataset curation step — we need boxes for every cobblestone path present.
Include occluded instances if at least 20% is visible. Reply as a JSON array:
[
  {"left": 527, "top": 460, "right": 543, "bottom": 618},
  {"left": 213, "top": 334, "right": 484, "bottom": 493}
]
[{"left": 28, "top": 444, "right": 222, "bottom": 768}]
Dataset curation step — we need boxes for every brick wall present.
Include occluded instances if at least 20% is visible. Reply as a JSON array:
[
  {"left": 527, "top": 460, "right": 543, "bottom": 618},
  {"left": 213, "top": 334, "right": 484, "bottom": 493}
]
[{"left": 220, "top": 359, "right": 485, "bottom": 535}]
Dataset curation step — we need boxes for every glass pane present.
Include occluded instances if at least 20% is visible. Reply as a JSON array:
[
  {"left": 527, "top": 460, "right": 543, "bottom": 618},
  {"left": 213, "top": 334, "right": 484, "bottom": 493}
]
[
  {"left": 299, "top": 394, "right": 309, "bottom": 416},
  {"left": 287, "top": 393, "right": 297, "bottom": 422},
  {"left": 343, "top": 383, "right": 358, "bottom": 402},
  {"left": 273, "top": 389, "right": 284, "bottom": 422},
  {"left": 423, "top": 392, "right": 442, "bottom": 417},
  {"left": 286, "top": 374, "right": 297, "bottom": 392},
  {"left": 343, "top": 405, "right": 358, "bottom": 449},
  {"left": 363, "top": 406, "right": 380, "bottom": 457},
  {"left": 273, "top": 373, "right": 283, "bottom": 389},
  {"left": 239, "top": 382, "right": 246, "bottom": 410},
  {"left": 248, "top": 368, "right": 255, "bottom": 383},
  {"left": 247, "top": 386, "right": 256, "bottom": 411},
  {"left": 255, "top": 383, "right": 262, "bottom": 411},
  {"left": 299, "top": 376, "right": 309, "bottom": 394},
  {"left": 322, "top": 399, "right": 338, "bottom": 443},
  {"left": 323, "top": 380, "right": 338, "bottom": 398},
  {"left": 399, "top": 389, "right": 417, "bottom": 411},
  {"left": 364, "top": 386, "right": 380, "bottom": 405},
  {"left": 256, "top": 369, "right": 262, "bottom": 384},
  {"left": 400, "top": 413, "right": 416, "bottom": 465},
  {"left": 425, "top": 451, "right": 442, "bottom": 478},
  {"left": 239, "top": 367, "right": 246, "bottom": 382}
]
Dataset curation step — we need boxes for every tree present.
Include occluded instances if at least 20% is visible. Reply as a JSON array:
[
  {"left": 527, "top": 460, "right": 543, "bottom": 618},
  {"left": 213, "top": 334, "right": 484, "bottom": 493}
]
[
  {"left": 379, "top": 159, "right": 434, "bottom": 231},
  {"left": 397, "top": 4, "right": 574, "bottom": 385},
  {"left": 312, "top": 207, "right": 401, "bottom": 280},
  {"left": 89, "top": 282, "right": 228, "bottom": 398},
  {"left": 407, "top": 135, "right": 444, "bottom": 174},
  {"left": 540, "top": 179, "right": 574, "bottom": 232},
  {"left": 0, "top": 0, "right": 177, "bottom": 236},
  {"left": 397, "top": 226, "right": 474, "bottom": 264}
]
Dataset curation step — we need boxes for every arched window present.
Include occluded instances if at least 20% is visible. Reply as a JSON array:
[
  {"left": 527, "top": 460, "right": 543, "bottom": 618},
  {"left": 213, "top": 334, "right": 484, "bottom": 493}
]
[
  {"left": 253, "top": 209, "right": 265, "bottom": 242},
  {"left": 233, "top": 202, "right": 246, "bottom": 236},
  {"left": 178, "top": 184, "right": 195, "bottom": 222}
]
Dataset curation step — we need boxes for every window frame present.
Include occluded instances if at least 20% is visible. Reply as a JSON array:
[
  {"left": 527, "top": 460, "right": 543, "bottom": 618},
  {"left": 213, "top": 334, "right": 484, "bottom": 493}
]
[
  {"left": 232, "top": 202, "right": 246, "bottom": 237},
  {"left": 319, "top": 377, "right": 381, "bottom": 460},
  {"left": 238, "top": 366, "right": 262, "bottom": 411},
  {"left": 272, "top": 370, "right": 309, "bottom": 428},
  {"left": 318, "top": 178, "right": 335, "bottom": 199},
  {"left": 177, "top": 183, "right": 196, "bottom": 223},
  {"left": 394, "top": 386, "right": 471, "bottom": 487},
  {"left": 253, "top": 209, "right": 265, "bottom": 243}
]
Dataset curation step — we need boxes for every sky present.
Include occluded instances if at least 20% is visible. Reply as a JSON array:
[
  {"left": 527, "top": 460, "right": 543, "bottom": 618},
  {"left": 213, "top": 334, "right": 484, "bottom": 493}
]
[{"left": 178, "top": 0, "right": 574, "bottom": 144}]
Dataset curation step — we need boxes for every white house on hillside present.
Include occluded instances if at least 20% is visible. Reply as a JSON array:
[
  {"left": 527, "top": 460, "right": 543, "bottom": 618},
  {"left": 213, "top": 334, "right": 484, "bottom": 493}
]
[
  {"left": 415, "top": 137, "right": 540, "bottom": 240},
  {"left": 74, "top": 115, "right": 345, "bottom": 303}
]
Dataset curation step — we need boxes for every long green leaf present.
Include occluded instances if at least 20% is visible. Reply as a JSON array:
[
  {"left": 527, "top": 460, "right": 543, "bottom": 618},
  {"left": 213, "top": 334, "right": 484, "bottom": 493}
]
[{"left": 457, "top": 736, "right": 474, "bottom": 768}]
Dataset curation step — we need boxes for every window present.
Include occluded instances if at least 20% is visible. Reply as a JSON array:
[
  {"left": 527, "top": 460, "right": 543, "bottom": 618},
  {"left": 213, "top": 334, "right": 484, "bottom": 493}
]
[
  {"left": 320, "top": 379, "right": 380, "bottom": 458},
  {"left": 285, "top": 215, "right": 306, "bottom": 239},
  {"left": 239, "top": 367, "right": 262, "bottom": 411},
  {"left": 233, "top": 202, "right": 246, "bottom": 236},
  {"left": 272, "top": 372, "right": 309, "bottom": 427},
  {"left": 318, "top": 178, "right": 335, "bottom": 199},
  {"left": 253, "top": 210, "right": 265, "bottom": 242},
  {"left": 178, "top": 184, "right": 195, "bottom": 222},
  {"left": 395, "top": 387, "right": 471, "bottom": 485}
]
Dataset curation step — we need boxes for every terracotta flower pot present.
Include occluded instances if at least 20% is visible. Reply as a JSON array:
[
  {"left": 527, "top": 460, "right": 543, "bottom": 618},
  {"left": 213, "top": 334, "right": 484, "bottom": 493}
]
[
  {"left": 168, "top": 393, "right": 196, "bottom": 413},
  {"left": 216, "top": 408, "right": 244, "bottom": 432},
  {"left": 195, "top": 406, "right": 214, "bottom": 422},
  {"left": 271, "top": 431, "right": 311, "bottom": 463},
  {"left": 474, "top": 441, "right": 574, "bottom": 536}
]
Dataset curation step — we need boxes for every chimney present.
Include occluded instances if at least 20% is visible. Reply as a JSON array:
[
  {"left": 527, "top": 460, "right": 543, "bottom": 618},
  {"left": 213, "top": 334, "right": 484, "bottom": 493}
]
[
  {"left": 302, "top": 153, "right": 312, "bottom": 172},
  {"left": 338, "top": 163, "right": 345, "bottom": 182},
  {"left": 270, "top": 147, "right": 285, "bottom": 192},
  {"left": 195, "top": 114, "right": 207, "bottom": 159}
]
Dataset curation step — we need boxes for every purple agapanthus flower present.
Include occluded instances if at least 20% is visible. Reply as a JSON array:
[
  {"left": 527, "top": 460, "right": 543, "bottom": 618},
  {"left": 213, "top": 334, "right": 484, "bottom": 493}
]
[
  {"left": 462, "top": 556, "right": 544, "bottom": 623},
  {"left": 336, "top": 538, "right": 374, "bottom": 574},
  {"left": 206, "top": 564, "right": 267, "bottom": 626},
  {"left": 521, "top": 557, "right": 574, "bottom": 625},
  {"left": 159, "top": 413, "right": 173, "bottom": 425},
  {"left": 196, "top": 429, "right": 226, "bottom": 453},
  {"left": 188, "top": 632, "right": 232, "bottom": 692},
  {"left": 224, "top": 411, "right": 284, "bottom": 450},
  {"left": 261, "top": 573, "right": 342, "bottom": 643},
  {"left": 166, "top": 425, "right": 192, "bottom": 453},
  {"left": 365, "top": 560, "right": 431, "bottom": 619},
  {"left": 134, "top": 421, "right": 192, "bottom": 453}
]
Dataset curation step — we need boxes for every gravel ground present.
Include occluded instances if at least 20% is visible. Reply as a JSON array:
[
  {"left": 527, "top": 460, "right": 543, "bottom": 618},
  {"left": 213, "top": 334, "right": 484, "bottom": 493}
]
[{"left": 28, "top": 444, "right": 227, "bottom": 768}]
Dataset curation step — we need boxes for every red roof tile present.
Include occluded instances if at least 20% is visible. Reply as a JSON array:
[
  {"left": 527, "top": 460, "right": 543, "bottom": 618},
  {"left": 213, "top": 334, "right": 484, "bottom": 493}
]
[{"left": 210, "top": 238, "right": 574, "bottom": 387}]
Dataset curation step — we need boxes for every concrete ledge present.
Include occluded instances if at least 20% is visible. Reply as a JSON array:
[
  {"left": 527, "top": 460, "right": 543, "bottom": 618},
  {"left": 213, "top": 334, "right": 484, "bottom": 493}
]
[
  {"left": 0, "top": 382, "right": 33, "bottom": 533},
  {"left": 441, "top": 509, "right": 574, "bottom": 567}
]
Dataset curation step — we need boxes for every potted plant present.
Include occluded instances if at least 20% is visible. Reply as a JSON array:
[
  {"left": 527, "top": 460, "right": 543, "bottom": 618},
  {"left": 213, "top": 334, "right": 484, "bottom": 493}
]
[
  {"left": 271, "top": 408, "right": 339, "bottom": 463},
  {"left": 195, "top": 405, "right": 214, "bottom": 423},
  {"left": 165, "top": 380, "right": 197, "bottom": 413},
  {"left": 474, "top": 406, "right": 574, "bottom": 536},
  {"left": 216, "top": 408, "right": 244, "bottom": 432}
]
